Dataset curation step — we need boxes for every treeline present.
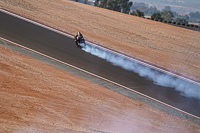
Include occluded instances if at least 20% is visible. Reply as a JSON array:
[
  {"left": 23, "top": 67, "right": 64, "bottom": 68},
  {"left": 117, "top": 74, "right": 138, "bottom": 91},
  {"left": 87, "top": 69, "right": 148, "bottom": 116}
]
[
  {"left": 94, "top": 0, "right": 133, "bottom": 14},
  {"left": 131, "top": 3, "right": 200, "bottom": 24},
  {"left": 131, "top": 2, "right": 158, "bottom": 16},
  {"left": 150, "top": 6, "right": 200, "bottom": 24},
  {"left": 75, "top": 0, "right": 200, "bottom": 24},
  {"left": 94, "top": 0, "right": 145, "bottom": 17},
  {"left": 133, "top": 3, "right": 200, "bottom": 24}
]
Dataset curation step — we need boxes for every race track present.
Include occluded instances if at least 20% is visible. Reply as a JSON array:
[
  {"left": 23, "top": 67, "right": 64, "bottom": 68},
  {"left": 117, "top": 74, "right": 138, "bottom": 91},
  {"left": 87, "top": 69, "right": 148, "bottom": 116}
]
[{"left": 0, "top": 10, "right": 200, "bottom": 118}]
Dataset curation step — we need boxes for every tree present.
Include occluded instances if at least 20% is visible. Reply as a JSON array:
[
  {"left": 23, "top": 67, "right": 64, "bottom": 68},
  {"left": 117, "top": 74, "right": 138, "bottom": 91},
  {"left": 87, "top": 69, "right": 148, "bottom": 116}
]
[
  {"left": 132, "top": 2, "right": 148, "bottom": 11},
  {"left": 130, "top": 10, "right": 137, "bottom": 16},
  {"left": 174, "top": 18, "right": 188, "bottom": 24},
  {"left": 130, "top": 2, "right": 158, "bottom": 16},
  {"left": 136, "top": 9, "right": 144, "bottom": 17},
  {"left": 161, "top": 10, "right": 174, "bottom": 21},
  {"left": 99, "top": 0, "right": 107, "bottom": 8},
  {"left": 151, "top": 12, "right": 163, "bottom": 20},
  {"left": 130, "top": 9, "right": 144, "bottom": 17},
  {"left": 184, "top": 15, "right": 189, "bottom": 20},
  {"left": 94, "top": 0, "right": 100, "bottom": 6},
  {"left": 99, "top": 0, "right": 133, "bottom": 14},
  {"left": 105, "top": 0, "right": 120, "bottom": 12},
  {"left": 189, "top": 11, "right": 200, "bottom": 19},
  {"left": 162, "top": 6, "right": 171, "bottom": 12},
  {"left": 146, "top": 6, "right": 158, "bottom": 15},
  {"left": 83, "top": 0, "right": 87, "bottom": 4},
  {"left": 120, "top": 0, "right": 133, "bottom": 14}
]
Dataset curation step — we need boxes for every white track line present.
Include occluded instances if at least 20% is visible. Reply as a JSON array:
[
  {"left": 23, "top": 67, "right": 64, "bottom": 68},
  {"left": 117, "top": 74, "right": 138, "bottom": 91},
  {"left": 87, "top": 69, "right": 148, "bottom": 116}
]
[
  {"left": 1, "top": 36, "right": 200, "bottom": 120},
  {"left": 0, "top": 8, "right": 200, "bottom": 120}
]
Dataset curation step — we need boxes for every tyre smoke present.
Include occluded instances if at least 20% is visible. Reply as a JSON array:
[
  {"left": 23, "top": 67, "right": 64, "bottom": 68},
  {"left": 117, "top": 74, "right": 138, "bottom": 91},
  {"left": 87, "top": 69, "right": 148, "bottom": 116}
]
[{"left": 82, "top": 44, "right": 200, "bottom": 100}]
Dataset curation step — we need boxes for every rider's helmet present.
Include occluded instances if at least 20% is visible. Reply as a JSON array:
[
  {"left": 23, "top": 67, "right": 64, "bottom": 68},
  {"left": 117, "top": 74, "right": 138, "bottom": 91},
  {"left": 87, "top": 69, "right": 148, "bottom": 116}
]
[{"left": 77, "top": 32, "right": 81, "bottom": 37}]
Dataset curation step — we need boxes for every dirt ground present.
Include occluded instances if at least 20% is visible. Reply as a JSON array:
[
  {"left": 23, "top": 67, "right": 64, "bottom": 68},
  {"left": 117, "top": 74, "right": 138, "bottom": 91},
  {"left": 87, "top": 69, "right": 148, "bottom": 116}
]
[
  {"left": 0, "top": 0, "right": 200, "bottom": 132},
  {"left": 1, "top": 44, "right": 200, "bottom": 133},
  {"left": 0, "top": 0, "right": 200, "bottom": 82}
]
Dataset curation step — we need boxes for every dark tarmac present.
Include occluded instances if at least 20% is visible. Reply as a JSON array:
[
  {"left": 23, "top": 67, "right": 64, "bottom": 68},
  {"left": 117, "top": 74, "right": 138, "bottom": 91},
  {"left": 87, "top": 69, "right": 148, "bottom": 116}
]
[{"left": 0, "top": 11, "right": 200, "bottom": 118}]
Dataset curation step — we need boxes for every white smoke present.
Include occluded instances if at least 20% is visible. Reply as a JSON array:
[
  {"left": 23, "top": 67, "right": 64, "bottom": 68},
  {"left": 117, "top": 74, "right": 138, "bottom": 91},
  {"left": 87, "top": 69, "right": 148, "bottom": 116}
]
[{"left": 82, "top": 44, "right": 200, "bottom": 100}]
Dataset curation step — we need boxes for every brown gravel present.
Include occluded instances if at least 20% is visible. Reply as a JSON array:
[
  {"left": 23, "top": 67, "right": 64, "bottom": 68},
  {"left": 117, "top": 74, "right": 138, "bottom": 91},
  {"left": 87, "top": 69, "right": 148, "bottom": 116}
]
[
  {"left": 0, "top": 0, "right": 200, "bottom": 132},
  {"left": 1, "top": 44, "right": 200, "bottom": 132},
  {"left": 0, "top": 0, "right": 200, "bottom": 81}
]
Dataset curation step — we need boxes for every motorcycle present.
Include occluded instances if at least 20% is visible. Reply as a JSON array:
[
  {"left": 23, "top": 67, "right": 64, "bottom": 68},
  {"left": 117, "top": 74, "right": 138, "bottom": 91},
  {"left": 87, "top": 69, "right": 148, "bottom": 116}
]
[{"left": 74, "top": 36, "right": 86, "bottom": 48}]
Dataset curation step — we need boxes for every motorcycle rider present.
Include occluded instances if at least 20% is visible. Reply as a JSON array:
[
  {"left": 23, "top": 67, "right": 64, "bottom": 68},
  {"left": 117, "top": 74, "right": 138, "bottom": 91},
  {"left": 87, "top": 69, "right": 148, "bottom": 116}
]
[{"left": 74, "top": 31, "right": 84, "bottom": 46}]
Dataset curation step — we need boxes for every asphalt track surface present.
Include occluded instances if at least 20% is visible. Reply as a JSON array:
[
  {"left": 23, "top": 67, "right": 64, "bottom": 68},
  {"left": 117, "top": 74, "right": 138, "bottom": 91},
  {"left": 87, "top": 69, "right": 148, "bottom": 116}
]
[{"left": 1, "top": 11, "right": 200, "bottom": 118}]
